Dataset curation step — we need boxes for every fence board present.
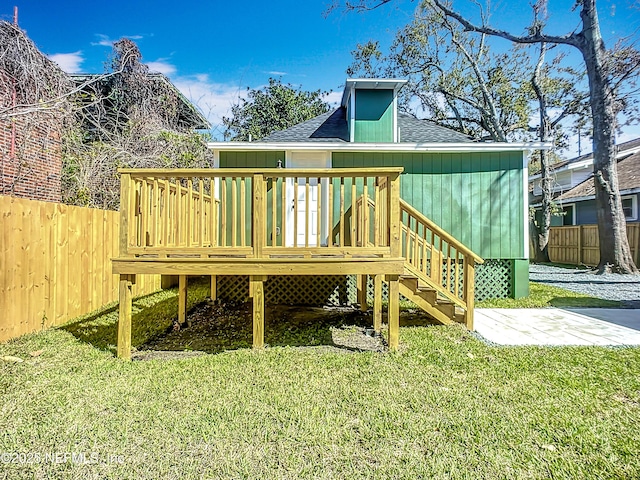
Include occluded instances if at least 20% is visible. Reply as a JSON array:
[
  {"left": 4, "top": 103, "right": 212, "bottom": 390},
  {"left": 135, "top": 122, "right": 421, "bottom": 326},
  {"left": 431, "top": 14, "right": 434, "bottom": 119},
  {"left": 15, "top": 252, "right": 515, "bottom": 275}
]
[
  {"left": 0, "top": 195, "right": 161, "bottom": 342},
  {"left": 538, "top": 223, "right": 640, "bottom": 267}
]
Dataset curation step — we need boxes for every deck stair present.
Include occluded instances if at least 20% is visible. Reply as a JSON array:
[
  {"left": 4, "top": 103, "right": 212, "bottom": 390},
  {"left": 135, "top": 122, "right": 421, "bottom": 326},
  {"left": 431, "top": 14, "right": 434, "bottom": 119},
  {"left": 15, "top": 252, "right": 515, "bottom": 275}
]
[
  {"left": 358, "top": 193, "right": 483, "bottom": 327},
  {"left": 398, "top": 268, "right": 462, "bottom": 326}
]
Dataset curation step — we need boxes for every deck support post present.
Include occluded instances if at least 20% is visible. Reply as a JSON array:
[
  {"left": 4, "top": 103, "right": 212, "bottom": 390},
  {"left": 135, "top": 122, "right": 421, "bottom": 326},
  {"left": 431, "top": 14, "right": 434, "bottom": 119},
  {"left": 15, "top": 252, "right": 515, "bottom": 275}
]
[
  {"left": 117, "top": 274, "right": 135, "bottom": 360},
  {"left": 357, "top": 274, "right": 368, "bottom": 311},
  {"left": 373, "top": 274, "right": 382, "bottom": 333},
  {"left": 210, "top": 275, "right": 217, "bottom": 301},
  {"left": 178, "top": 275, "right": 188, "bottom": 327},
  {"left": 387, "top": 274, "right": 399, "bottom": 351},
  {"left": 250, "top": 275, "right": 267, "bottom": 349}
]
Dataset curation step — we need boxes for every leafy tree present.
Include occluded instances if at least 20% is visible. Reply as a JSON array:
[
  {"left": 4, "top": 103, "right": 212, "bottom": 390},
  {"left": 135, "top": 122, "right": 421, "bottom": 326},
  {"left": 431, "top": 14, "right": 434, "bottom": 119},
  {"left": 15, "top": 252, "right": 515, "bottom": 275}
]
[
  {"left": 429, "top": 0, "right": 640, "bottom": 273},
  {"left": 222, "top": 78, "right": 331, "bottom": 141}
]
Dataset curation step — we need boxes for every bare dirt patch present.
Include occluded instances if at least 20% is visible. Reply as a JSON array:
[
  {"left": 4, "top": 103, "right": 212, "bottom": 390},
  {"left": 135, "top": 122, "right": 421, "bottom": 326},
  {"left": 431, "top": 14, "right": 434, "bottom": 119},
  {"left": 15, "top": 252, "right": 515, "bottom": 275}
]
[{"left": 135, "top": 301, "right": 437, "bottom": 359}]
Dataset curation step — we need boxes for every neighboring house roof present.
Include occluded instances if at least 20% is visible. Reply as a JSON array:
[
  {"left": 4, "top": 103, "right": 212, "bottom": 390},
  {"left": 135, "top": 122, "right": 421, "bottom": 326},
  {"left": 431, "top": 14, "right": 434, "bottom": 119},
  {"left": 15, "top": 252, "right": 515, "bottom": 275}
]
[
  {"left": 557, "top": 151, "right": 640, "bottom": 201},
  {"left": 262, "top": 107, "right": 474, "bottom": 143},
  {"left": 69, "top": 73, "right": 210, "bottom": 130},
  {"left": 530, "top": 137, "right": 640, "bottom": 177}
]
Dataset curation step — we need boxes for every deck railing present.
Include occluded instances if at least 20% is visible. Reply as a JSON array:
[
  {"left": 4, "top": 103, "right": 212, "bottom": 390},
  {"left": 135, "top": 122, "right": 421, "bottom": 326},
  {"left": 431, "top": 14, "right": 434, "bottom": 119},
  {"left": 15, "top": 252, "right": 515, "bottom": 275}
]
[
  {"left": 399, "top": 199, "right": 484, "bottom": 313},
  {"left": 119, "top": 168, "right": 402, "bottom": 259}
]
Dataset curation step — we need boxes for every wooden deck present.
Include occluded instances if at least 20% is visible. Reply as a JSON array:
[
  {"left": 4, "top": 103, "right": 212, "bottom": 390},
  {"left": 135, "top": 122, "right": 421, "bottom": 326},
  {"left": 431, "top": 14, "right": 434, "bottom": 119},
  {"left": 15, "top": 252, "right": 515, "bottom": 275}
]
[{"left": 112, "top": 167, "right": 482, "bottom": 359}]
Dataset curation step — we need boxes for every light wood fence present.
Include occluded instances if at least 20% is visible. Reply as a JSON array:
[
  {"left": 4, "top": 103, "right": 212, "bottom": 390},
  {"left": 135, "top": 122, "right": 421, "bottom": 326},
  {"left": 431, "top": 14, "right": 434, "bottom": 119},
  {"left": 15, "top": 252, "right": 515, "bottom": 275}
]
[
  {"left": 542, "top": 223, "right": 640, "bottom": 266},
  {"left": 1, "top": 195, "right": 161, "bottom": 342}
]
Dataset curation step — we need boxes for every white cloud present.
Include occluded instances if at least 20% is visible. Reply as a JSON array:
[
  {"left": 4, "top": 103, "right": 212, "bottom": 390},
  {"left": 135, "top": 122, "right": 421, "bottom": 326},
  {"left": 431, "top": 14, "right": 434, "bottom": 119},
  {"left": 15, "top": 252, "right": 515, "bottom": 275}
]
[
  {"left": 91, "top": 33, "right": 144, "bottom": 47},
  {"left": 323, "top": 91, "right": 342, "bottom": 107},
  {"left": 264, "top": 70, "right": 288, "bottom": 76},
  {"left": 146, "top": 60, "right": 176, "bottom": 75},
  {"left": 171, "top": 74, "right": 246, "bottom": 139},
  {"left": 91, "top": 34, "right": 114, "bottom": 47},
  {"left": 48, "top": 52, "right": 84, "bottom": 73}
]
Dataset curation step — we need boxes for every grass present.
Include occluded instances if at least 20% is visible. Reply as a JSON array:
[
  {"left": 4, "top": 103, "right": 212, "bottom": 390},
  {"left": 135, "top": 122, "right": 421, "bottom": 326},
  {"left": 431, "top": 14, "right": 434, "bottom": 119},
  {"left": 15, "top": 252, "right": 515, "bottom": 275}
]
[
  {"left": 60, "top": 277, "right": 211, "bottom": 354},
  {"left": 1, "top": 288, "right": 639, "bottom": 479},
  {"left": 477, "top": 282, "right": 622, "bottom": 308}
]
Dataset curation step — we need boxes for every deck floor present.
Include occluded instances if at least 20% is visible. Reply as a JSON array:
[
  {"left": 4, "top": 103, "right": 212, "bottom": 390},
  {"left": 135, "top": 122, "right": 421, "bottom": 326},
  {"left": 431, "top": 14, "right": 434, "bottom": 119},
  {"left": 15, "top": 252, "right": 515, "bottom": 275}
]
[{"left": 474, "top": 308, "right": 640, "bottom": 346}]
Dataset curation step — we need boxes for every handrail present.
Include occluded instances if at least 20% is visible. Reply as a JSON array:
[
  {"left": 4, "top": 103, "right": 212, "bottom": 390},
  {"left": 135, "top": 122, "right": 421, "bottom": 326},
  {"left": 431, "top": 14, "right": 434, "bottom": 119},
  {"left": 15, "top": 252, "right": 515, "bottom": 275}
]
[
  {"left": 397, "top": 197, "right": 483, "bottom": 328},
  {"left": 400, "top": 199, "right": 484, "bottom": 264},
  {"left": 354, "top": 192, "right": 483, "bottom": 327},
  {"left": 119, "top": 167, "right": 404, "bottom": 177}
]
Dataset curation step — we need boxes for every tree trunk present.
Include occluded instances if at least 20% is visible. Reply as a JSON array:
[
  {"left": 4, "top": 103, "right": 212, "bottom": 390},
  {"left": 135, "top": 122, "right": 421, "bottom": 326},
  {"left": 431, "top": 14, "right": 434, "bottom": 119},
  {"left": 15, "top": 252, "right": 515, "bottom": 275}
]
[
  {"left": 531, "top": 43, "right": 551, "bottom": 264},
  {"left": 578, "top": 0, "right": 637, "bottom": 273},
  {"left": 535, "top": 149, "right": 552, "bottom": 263}
]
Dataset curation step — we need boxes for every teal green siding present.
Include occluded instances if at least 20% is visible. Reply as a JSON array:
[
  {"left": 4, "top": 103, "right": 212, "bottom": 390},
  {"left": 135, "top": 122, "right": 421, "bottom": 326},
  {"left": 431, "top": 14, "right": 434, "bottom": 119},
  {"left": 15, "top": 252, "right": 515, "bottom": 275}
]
[
  {"left": 219, "top": 151, "right": 285, "bottom": 169},
  {"left": 512, "top": 259, "right": 530, "bottom": 298},
  {"left": 354, "top": 90, "right": 394, "bottom": 142},
  {"left": 218, "top": 151, "right": 286, "bottom": 246},
  {"left": 332, "top": 151, "right": 525, "bottom": 259}
]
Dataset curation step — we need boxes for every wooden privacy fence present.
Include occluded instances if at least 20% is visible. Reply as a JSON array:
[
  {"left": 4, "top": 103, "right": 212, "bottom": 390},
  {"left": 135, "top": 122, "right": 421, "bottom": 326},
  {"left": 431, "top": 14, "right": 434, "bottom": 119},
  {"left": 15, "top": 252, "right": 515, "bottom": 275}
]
[
  {"left": 0, "top": 195, "right": 161, "bottom": 342},
  {"left": 545, "top": 223, "right": 640, "bottom": 266}
]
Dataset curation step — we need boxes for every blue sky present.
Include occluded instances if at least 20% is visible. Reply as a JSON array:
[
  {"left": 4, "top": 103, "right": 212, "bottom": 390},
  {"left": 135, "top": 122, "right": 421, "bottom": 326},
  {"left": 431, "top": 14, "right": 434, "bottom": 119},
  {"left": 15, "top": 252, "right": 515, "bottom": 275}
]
[{"left": 6, "top": 0, "right": 640, "bottom": 152}]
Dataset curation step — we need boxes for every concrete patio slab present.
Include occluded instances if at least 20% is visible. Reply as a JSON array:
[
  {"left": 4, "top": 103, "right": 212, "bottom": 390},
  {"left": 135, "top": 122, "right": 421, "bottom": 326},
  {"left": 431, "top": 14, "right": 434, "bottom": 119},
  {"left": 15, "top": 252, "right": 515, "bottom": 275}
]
[{"left": 474, "top": 308, "right": 640, "bottom": 346}]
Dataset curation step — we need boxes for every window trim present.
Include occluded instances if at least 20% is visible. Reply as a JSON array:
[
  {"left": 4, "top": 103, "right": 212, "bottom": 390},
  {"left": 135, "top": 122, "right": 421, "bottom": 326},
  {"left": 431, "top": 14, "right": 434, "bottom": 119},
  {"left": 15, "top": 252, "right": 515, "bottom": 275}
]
[
  {"left": 622, "top": 195, "right": 638, "bottom": 221},
  {"left": 560, "top": 202, "right": 576, "bottom": 226}
]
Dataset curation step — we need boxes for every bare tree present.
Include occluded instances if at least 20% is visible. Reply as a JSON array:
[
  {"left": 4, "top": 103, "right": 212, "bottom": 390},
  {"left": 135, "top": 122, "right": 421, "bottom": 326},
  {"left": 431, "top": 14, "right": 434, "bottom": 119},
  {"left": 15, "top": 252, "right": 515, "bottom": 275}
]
[
  {"left": 63, "top": 39, "right": 212, "bottom": 210},
  {"left": 334, "top": 0, "right": 639, "bottom": 273},
  {"left": 1, "top": 22, "right": 211, "bottom": 210},
  {"left": 347, "top": 6, "right": 533, "bottom": 142}
]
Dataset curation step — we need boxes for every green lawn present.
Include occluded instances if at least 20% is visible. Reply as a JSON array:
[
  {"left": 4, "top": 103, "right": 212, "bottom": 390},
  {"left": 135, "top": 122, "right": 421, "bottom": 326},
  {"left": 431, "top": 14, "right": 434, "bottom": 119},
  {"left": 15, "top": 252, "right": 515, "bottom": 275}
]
[
  {"left": 477, "top": 282, "right": 622, "bottom": 308},
  {"left": 1, "top": 291, "right": 639, "bottom": 479}
]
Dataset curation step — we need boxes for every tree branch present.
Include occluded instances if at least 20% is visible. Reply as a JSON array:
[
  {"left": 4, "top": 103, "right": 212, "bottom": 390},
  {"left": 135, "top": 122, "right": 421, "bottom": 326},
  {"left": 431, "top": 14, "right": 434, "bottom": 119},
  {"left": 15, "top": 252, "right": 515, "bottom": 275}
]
[{"left": 430, "top": 0, "right": 581, "bottom": 47}]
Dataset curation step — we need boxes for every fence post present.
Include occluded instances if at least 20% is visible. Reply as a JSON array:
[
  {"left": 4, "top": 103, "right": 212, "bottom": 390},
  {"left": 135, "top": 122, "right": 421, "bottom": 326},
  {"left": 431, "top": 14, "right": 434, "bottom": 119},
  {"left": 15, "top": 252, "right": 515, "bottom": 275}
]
[{"left": 578, "top": 225, "right": 583, "bottom": 265}]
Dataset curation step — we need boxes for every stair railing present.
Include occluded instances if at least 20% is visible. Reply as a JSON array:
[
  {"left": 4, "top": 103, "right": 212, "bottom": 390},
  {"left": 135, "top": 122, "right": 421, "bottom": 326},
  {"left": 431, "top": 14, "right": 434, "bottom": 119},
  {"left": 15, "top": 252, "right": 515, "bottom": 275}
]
[{"left": 399, "top": 199, "right": 483, "bottom": 328}]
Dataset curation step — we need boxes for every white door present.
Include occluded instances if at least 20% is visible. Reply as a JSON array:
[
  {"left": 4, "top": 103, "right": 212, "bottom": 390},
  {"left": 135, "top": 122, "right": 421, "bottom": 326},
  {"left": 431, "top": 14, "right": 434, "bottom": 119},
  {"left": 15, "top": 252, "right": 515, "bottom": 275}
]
[{"left": 286, "top": 152, "right": 330, "bottom": 247}]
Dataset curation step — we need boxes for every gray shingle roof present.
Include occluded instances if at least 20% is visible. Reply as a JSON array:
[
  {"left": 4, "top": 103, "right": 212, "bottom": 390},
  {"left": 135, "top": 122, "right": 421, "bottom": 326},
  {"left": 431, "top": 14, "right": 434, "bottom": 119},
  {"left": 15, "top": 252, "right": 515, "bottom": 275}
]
[
  {"left": 261, "top": 107, "right": 473, "bottom": 143},
  {"left": 557, "top": 152, "right": 640, "bottom": 201}
]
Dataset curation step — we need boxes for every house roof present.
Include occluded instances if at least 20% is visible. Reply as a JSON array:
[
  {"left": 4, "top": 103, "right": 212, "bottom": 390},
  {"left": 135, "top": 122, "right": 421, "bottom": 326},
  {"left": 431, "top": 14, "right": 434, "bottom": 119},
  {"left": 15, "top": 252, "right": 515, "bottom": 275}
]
[
  {"left": 530, "top": 137, "right": 640, "bottom": 178},
  {"left": 557, "top": 150, "right": 640, "bottom": 201},
  {"left": 262, "top": 107, "right": 474, "bottom": 143},
  {"left": 69, "top": 73, "right": 210, "bottom": 130}
]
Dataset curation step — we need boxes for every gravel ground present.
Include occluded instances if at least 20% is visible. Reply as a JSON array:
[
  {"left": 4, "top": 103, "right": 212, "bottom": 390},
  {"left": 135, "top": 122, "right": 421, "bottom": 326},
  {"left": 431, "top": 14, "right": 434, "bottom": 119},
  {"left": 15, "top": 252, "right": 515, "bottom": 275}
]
[{"left": 530, "top": 263, "right": 640, "bottom": 307}]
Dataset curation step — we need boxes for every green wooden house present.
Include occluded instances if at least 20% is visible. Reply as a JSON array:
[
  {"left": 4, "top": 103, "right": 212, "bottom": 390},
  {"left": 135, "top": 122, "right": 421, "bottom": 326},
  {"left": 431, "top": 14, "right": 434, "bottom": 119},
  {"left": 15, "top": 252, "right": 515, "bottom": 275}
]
[{"left": 208, "top": 78, "right": 545, "bottom": 302}]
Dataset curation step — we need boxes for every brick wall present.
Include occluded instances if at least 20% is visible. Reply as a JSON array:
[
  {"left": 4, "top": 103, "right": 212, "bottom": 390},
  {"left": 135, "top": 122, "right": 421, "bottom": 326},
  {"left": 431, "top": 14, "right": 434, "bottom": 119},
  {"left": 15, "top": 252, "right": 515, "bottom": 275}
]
[{"left": 1, "top": 84, "right": 62, "bottom": 203}]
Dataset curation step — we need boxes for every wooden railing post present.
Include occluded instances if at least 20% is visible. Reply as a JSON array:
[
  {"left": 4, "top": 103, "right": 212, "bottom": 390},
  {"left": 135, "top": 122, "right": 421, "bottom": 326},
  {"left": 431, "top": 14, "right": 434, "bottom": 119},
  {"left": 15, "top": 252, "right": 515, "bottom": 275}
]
[
  {"left": 253, "top": 173, "right": 265, "bottom": 258},
  {"left": 463, "top": 260, "right": 476, "bottom": 330},
  {"left": 388, "top": 172, "right": 401, "bottom": 258},
  {"left": 119, "top": 173, "right": 131, "bottom": 257}
]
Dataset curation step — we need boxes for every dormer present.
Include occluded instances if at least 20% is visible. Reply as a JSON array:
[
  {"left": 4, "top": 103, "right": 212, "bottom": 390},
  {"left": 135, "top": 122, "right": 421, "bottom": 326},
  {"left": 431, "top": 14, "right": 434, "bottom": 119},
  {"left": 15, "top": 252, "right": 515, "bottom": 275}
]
[{"left": 341, "top": 78, "right": 407, "bottom": 143}]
